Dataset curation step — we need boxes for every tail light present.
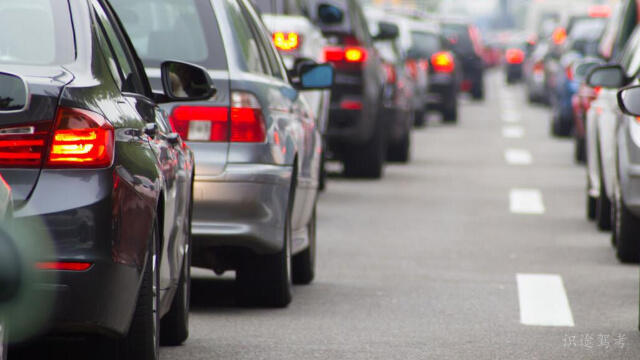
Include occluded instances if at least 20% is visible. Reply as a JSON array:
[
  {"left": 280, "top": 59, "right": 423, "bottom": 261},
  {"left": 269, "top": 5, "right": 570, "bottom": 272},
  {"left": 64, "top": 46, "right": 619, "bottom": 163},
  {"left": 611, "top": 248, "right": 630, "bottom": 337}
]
[
  {"left": 0, "top": 123, "right": 50, "bottom": 167},
  {"left": 323, "top": 46, "right": 368, "bottom": 64},
  {"left": 406, "top": 60, "right": 418, "bottom": 80},
  {"left": 566, "top": 66, "right": 574, "bottom": 81},
  {"left": 46, "top": 107, "right": 114, "bottom": 168},
  {"left": 36, "top": 262, "right": 92, "bottom": 271},
  {"left": 340, "top": 100, "right": 363, "bottom": 110},
  {"left": 505, "top": 48, "right": 525, "bottom": 64},
  {"left": 273, "top": 32, "right": 300, "bottom": 51},
  {"left": 533, "top": 62, "right": 544, "bottom": 74},
  {"left": 169, "top": 92, "right": 266, "bottom": 143},
  {"left": 169, "top": 106, "right": 229, "bottom": 141},
  {"left": 589, "top": 5, "right": 610, "bottom": 18},
  {"left": 431, "top": 52, "right": 455, "bottom": 73},
  {"left": 552, "top": 27, "right": 567, "bottom": 45},
  {"left": 230, "top": 92, "right": 266, "bottom": 143},
  {"left": 383, "top": 63, "right": 397, "bottom": 84}
]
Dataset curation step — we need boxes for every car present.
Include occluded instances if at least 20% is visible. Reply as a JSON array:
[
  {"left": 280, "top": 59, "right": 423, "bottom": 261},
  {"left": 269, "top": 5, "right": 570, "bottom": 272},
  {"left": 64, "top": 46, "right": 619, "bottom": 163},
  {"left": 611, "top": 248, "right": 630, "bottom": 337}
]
[
  {"left": 307, "top": 0, "right": 390, "bottom": 178},
  {"left": 0, "top": 0, "right": 210, "bottom": 358},
  {"left": 0, "top": 174, "right": 12, "bottom": 360},
  {"left": 254, "top": 0, "right": 332, "bottom": 189},
  {"left": 571, "top": 58, "right": 603, "bottom": 163},
  {"left": 440, "top": 18, "right": 485, "bottom": 100},
  {"left": 112, "top": 0, "right": 333, "bottom": 307},
  {"left": 504, "top": 41, "right": 527, "bottom": 84},
  {"left": 584, "top": 0, "right": 640, "bottom": 230},
  {"left": 364, "top": 9, "right": 416, "bottom": 162},
  {"left": 545, "top": 13, "right": 608, "bottom": 137},
  {"left": 524, "top": 40, "right": 551, "bottom": 104}
]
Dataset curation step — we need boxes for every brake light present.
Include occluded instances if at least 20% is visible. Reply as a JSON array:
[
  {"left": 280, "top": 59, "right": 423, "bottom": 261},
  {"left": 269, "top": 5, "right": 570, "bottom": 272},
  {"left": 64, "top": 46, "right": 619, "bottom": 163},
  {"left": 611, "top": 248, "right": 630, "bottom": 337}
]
[
  {"left": 323, "top": 46, "right": 367, "bottom": 63},
  {"left": 552, "top": 27, "right": 567, "bottom": 45},
  {"left": 169, "top": 106, "right": 229, "bottom": 141},
  {"left": 36, "top": 261, "right": 92, "bottom": 271},
  {"left": 230, "top": 92, "right": 266, "bottom": 143},
  {"left": 46, "top": 107, "right": 114, "bottom": 168},
  {"left": 383, "top": 63, "right": 397, "bottom": 84},
  {"left": 566, "top": 66, "right": 574, "bottom": 81},
  {"left": 589, "top": 5, "right": 610, "bottom": 18},
  {"left": 340, "top": 100, "right": 363, "bottom": 110},
  {"left": 273, "top": 32, "right": 300, "bottom": 51},
  {"left": 0, "top": 123, "right": 50, "bottom": 167},
  {"left": 431, "top": 52, "right": 455, "bottom": 73},
  {"left": 505, "top": 48, "right": 525, "bottom": 64}
]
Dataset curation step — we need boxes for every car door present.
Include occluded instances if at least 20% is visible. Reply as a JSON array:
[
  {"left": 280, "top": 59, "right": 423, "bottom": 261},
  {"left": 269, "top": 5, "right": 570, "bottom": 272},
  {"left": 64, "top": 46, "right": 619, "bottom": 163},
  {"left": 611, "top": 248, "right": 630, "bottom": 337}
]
[{"left": 93, "top": 0, "right": 184, "bottom": 294}]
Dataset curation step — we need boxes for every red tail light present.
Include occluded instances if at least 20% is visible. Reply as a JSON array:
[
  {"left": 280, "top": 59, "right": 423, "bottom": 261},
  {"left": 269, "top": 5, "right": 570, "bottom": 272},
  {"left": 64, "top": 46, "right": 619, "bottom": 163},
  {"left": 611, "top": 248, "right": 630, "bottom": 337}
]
[
  {"left": 36, "top": 261, "right": 93, "bottom": 271},
  {"left": 230, "top": 92, "right": 266, "bottom": 143},
  {"left": 405, "top": 60, "right": 418, "bottom": 80},
  {"left": 273, "top": 32, "right": 300, "bottom": 51},
  {"left": 566, "top": 66, "right": 574, "bottom": 81},
  {"left": 383, "top": 63, "right": 397, "bottom": 84},
  {"left": 46, "top": 107, "right": 114, "bottom": 168},
  {"left": 323, "top": 46, "right": 367, "bottom": 63},
  {"left": 552, "top": 27, "right": 567, "bottom": 45},
  {"left": 169, "top": 106, "right": 229, "bottom": 141},
  {"left": 589, "top": 5, "right": 610, "bottom": 18},
  {"left": 0, "top": 123, "right": 50, "bottom": 167},
  {"left": 340, "top": 100, "right": 363, "bottom": 110},
  {"left": 505, "top": 48, "right": 525, "bottom": 64},
  {"left": 431, "top": 52, "right": 455, "bottom": 73}
]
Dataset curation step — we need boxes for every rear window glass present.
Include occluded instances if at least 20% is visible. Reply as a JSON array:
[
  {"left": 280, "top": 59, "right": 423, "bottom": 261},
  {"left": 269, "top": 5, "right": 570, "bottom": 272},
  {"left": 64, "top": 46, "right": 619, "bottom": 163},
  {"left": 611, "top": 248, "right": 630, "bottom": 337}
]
[
  {"left": 441, "top": 23, "right": 472, "bottom": 52},
  {"left": 0, "top": 0, "right": 75, "bottom": 65},
  {"left": 110, "top": 0, "right": 227, "bottom": 70},
  {"left": 410, "top": 31, "right": 440, "bottom": 57}
]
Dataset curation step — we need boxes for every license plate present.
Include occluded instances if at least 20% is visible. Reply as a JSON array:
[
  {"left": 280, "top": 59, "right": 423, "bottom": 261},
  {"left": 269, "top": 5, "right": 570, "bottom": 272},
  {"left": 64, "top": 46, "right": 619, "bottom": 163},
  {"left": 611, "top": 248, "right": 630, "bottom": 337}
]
[{"left": 188, "top": 121, "right": 211, "bottom": 141}]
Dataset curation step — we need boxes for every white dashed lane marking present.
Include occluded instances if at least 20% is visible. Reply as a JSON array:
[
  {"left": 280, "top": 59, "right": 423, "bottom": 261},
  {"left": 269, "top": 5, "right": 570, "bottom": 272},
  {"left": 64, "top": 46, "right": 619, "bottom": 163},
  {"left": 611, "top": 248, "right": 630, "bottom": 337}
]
[
  {"left": 505, "top": 149, "right": 532, "bottom": 165},
  {"left": 517, "top": 274, "right": 575, "bottom": 327},
  {"left": 510, "top": 188, "right": 545, "bottom": 214},
  {"left": 503, "top": 126, "right": 524, "bottom": 139}
]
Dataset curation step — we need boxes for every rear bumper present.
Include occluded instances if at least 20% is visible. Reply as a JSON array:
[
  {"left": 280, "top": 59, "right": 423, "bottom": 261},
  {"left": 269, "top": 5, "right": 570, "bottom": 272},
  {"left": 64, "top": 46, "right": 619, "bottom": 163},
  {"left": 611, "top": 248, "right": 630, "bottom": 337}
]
[{"left": 191, "top": 163, "right": 293, "bottom": 256}]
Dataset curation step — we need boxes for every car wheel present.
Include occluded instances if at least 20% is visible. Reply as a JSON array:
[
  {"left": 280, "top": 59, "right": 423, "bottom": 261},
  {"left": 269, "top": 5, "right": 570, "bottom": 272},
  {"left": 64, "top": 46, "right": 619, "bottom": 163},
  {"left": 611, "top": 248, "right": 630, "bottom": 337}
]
[
  {"left": 343, "top": 116, "right": 385, "bottom": 179},
  {"left": 159, "top": 232, "right": 191, "bottom": 345},
  {"left": 614, "top": 195, "right": 640, "bottom": 263},
  {"left": 292, "top": 206, "right": 316, "bottom": 285},
  {"left": 237, "top": 185, "right": 293, "bottom": 307},
  {"left": 387, "top": 130, "right": 410, "bottom": 163},
  {"left": 586, "top": 193, "right": 596, "bottom": 221},
  {"left": 119, "top": 220, "right": 160, "bottom": 360},
  {"left": 318, "top": 151, "right": 327, "bottom": 192},
  {"left": 414, "top": 109, "right": 426, "bottom": 128},
  {"left": 471, "top": 78, "right": 484, "bottom": 100},
  {"left": 574, "top": 136, "right": 586, "bottom": 163},
  {"left": 596, "top": 165, "right": 612, "bottom": 230},
  {"left": 442, "top": 102, "right": 458, "bottom": 123}
]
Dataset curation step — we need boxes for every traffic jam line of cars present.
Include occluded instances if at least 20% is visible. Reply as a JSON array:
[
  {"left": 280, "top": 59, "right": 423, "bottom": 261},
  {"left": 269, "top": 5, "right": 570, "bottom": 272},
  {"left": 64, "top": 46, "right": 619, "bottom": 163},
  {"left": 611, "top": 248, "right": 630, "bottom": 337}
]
[{"left": 0, "top": 0, "right": 490, "bottom": 358}]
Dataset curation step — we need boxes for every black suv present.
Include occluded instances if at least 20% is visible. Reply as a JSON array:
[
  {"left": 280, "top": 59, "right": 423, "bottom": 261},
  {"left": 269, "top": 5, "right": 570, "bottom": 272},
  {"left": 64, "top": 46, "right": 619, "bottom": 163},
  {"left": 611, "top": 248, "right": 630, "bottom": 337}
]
[
  {"left": 441, "top": 19, "right": 485, "bottom": 100},
  {"left": 309, "top": 0, "right": 391, "bottom": 178}
]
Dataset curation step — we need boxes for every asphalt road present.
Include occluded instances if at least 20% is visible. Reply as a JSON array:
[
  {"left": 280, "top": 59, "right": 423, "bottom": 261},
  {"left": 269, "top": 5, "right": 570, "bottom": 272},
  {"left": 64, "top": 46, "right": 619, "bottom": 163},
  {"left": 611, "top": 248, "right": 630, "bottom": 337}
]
[
  {"left": 16, "top": 70, "right": 640, "bottom": 359},
  {"left": 168, "top": 71, "right": 640, "bottom": 360}
]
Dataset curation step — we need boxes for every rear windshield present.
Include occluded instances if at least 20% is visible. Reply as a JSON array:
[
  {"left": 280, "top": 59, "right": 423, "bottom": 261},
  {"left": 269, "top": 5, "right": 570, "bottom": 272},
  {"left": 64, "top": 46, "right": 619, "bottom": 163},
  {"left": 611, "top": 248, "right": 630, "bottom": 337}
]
[
  {"left": 410, "top": 31, "right": 441, "bottom": 57},
  {"left": 441, "top": 23, "right": 472, "bottom": 52},
  {"left": 0, "top": 0, "right": 75, "bottom": 66},
  {"left": 568, "top": 18, "right": 606, "bottom": 41},
  {"left": 110, "top": 0, "right": 227, "bottom": 70}
]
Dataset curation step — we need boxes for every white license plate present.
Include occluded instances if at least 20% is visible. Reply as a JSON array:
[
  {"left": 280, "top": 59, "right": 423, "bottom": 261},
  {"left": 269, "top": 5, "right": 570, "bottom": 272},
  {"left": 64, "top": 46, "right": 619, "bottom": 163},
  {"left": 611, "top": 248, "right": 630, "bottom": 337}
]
[{"left": 188, "top": 121, "right": 211, "bottom": 141}]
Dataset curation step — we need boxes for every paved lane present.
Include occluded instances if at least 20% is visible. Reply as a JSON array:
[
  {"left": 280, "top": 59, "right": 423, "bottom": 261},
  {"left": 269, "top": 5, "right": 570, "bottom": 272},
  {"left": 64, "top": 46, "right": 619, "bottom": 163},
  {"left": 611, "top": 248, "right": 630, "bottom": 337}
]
[{"left": 165, "top": 71, "right": 640, "bottom": 359}]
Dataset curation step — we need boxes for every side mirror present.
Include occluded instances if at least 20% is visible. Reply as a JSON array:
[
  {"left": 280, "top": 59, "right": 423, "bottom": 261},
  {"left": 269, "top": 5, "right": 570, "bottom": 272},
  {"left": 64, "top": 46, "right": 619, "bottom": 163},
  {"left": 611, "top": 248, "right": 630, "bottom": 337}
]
[
  {"left": 374, "top": 22, "right": 399, "bottom": 41},
  {"left": 317, "top": 3, "right": 344, "bottom": 25},
  {"left": 160, "top": 61, "right": 216, "bottom": 102},
  {"left": 586, "top": 64, "right": 628, "bottom": 89},
  {"left": 618, "top": 85, "right": 640, "bottom": 116},
  {"left": 291, "top": 62, "right": 334, "bottom": 90}
]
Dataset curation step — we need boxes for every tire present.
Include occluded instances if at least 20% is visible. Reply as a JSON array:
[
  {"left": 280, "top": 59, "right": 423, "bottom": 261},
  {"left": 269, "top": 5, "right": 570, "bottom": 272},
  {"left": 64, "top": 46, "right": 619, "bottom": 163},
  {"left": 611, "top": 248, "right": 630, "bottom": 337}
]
[
  {"left": 236, "top": 181, "right": 293, "bottom": 307},
  {"left": 159, "top": 239, "right": 190, "bottom": 345},
  {"left": 387, "top": 130, "right": 410, "bottom": 163},
  {"left": 292, "top": 206, "right": 316, "bottom": 285},
  {"left": 596, "top": 177, "right": 612, "bottom": 231},
  {"left": 574, "top": 136, "right": 586, "bottom": 163},
  {"left": 118, "top": 220, "right": 160, "bottom": 360},
  {"left": 551, "top": 112, "right": 572, "bottom": 137},
  {"left": 442, "top": 103, "right": 458, "bottom": 123},
  {"left": 614, "top": 195, "right": 640, "bottom": 263},
  {"left": 586, "top": 194, "right": 596, "bottom": 221},
  {"left": 471, "top": 77, "right": 484, "bottom": 100},
  {"left": 318, "top": 152, "right": 327, "bottom": 192},
  {"left": 414, "top": 109, "right": 426, "bottom": 128},
  {"left": 343, "top": 116, "right": 385, "bottom": 179}
]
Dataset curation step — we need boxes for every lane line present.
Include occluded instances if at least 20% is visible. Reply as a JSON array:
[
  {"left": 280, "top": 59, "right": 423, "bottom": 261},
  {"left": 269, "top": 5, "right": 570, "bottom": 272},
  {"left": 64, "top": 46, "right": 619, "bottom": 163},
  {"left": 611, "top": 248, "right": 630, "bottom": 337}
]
[
  {"left": 510, "top": 188, "right": 545, "bottom": 214},
  {"left": 503, "top": 126, "right": 524, "bottom": 139},
  {"left": 516, "top": 274, "right": 575, "bottom": 327},
  {"left": 505, "top": 149, "right": 532, "bottom": 165},
  {"left": 501, "top": 111, "right": 520, "bottom": 123}
]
